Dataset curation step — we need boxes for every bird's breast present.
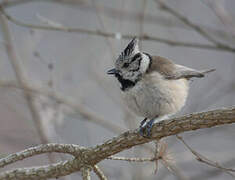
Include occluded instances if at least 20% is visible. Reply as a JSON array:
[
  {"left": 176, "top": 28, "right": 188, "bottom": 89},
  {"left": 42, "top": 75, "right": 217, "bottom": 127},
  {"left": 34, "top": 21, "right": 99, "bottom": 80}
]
[{"left": 122, "top": 72, "right": 189, "bottom": 119}]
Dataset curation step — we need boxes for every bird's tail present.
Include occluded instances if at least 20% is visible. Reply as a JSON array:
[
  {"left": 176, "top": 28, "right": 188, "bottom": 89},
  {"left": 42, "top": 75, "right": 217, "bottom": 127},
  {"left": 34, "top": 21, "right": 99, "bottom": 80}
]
[{"left": 200, "top": 68, "right": 216, "bottom": 75}]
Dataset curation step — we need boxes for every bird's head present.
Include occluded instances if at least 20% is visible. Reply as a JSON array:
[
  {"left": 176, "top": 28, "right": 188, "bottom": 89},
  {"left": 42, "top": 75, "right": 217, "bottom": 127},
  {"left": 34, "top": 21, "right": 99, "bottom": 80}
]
[{"left": 107, "top": 37, "right": 151, "bottom": 87}]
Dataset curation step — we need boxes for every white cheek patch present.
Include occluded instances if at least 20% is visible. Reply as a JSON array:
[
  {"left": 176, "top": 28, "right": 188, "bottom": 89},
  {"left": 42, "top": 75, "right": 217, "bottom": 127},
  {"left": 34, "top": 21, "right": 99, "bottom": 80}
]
[
  {"left": 133, "top": 44, "right": 140, "bottom": 55},
  {"left": 140, "top": 54, "right": 150, "bottom": 73}
]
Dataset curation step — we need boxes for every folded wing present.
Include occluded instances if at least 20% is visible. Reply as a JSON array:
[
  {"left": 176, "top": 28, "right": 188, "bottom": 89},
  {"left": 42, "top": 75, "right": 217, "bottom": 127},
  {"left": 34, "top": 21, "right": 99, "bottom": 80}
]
[{"left": 148, "top": 56, "right": 215, "bottom": 80}]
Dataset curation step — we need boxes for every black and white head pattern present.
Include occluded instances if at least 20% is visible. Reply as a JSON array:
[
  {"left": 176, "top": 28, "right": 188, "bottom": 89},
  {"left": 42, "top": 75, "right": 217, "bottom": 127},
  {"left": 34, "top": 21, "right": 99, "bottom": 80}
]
[{"left": 114, "top": 37, "right": 151, "bottom": 90}]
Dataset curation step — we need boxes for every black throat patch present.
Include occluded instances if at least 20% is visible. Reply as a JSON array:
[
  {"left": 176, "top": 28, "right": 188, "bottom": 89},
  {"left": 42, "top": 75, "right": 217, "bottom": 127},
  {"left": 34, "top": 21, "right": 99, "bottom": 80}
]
[{"left": 115, "top": 73, "right": 136, "bottom": 91}]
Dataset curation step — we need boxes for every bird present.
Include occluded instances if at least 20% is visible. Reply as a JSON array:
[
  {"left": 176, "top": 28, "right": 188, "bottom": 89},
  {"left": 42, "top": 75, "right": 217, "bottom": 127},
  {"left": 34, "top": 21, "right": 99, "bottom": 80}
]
[{"left": 107, "top": 37, "right": 215, "bottom": 137}]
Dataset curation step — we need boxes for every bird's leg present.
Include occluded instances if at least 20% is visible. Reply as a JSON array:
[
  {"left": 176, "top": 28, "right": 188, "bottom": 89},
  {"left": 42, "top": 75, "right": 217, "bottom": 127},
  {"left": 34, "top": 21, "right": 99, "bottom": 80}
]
[
  {"left": 146, "top": 118, "right": 156, "bottom": 137},
  {"left": 139, "top": 118, "right": 147, "bottom": 136}
]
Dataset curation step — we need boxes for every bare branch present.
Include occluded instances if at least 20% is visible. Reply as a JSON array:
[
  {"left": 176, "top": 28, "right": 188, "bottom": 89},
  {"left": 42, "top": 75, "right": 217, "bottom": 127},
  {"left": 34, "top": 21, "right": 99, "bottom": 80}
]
[
  {"left": 81, "top": 168, "right": 91, "bottom": 180},
  {"left": 93, "top": 165, "right": 107, "bottom": 180},
  {"left": 0, "top": 0, "right": 34, "bottom": 8},
  {"left": 154, "top": 141, "right": 188, "bottom": 180},
  {"left": 0, "top": 106, "right": 234, "bottom": 179},
  {"left": 0, "top": 80, "right": 125, "bottom": 134},
  {"left": 176, "top": 135, "right": 235, "bottom": 177},
  {"left": 92, "top": 0, "right": 116, "bottom": 59},
  {"left": 155, "top": 0, "right": 235, "bottom": 52},
  {"left": 139, "top": 0, "right": 147, "bottom": 51},
  {"left": 0, "top": 10, "right": 55, "bottom": 164},
  {"left": 0, "top": 6, "right": 234, "bottom": 52},
  {"left": 204, "top": 0, "right": 235, "bottom": 36},
  {"left": 2, "top": 0, "right": 235, "bottom": 44},
  {"left": 0, "top": 159, "right": 79, "bottom": 180},
  {"left": 161, "top": 160, "right": 188, "bottom": 180},
  {"left": 0, "top": 143, "right": 83, "bottom": 168},
  {"left": 85, "top": 106, "right": 235, "bottom": 165},
  {"left": 106, "top": 156, "right": 158, "bottom": 162}
]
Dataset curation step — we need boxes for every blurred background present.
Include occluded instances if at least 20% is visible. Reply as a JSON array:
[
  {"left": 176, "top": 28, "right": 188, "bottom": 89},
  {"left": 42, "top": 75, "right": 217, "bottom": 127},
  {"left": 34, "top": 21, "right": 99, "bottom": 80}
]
[{"left": 0, "top": 0, "right": 235, "bottom": 179}]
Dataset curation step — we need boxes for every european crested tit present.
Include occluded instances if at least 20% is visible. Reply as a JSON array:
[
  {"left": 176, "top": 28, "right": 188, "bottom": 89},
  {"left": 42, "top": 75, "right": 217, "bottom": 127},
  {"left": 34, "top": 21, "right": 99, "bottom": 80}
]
[{"left": 107, "top": 37, "right": 215, "bottom": 137}]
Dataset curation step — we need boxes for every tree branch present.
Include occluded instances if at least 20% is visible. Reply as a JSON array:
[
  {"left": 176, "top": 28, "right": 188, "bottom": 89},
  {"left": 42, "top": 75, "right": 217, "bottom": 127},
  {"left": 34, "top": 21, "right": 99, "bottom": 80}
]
[
  {"left": 93, "top": 165, "right": 107, "bottom": 180},
  {"left": 81, "top": 168, "right": 91, "bottom": 180},
  {"left": 0, "top": 106, "right": 234, "bottom": 179},
  {"left": 155, "top": 0, "right": 235, "bottom": 52},
  {"left": 176, "top": 135, "right": 235, "bottom": 176},
  {"left": 0, "top": 159, "right": 79, "bottom": 180},
  {"left": 0, "top": 143, "right": 83, "bottom": 168},
  {"left": 0, "top": 6, "right": 234, "bottom": 53},
  {"left": 0, "top": 80, "right": 125, "bottom": 134},
  {"left": 106, "top": 156, "right": 158, "bottom": 162},
  {"left": 2, "top": 0, "right": 235, "bottom": 43},
  {"left": 0, "top": 9, "right": 58, "bottom": 165}
]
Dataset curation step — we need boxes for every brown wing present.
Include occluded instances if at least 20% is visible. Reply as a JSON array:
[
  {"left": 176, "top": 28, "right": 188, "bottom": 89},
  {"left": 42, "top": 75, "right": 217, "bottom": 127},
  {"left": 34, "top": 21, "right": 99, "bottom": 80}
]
[
  {"left": 147, "top": 56, "right": 175, "bottom": 77},
  {"left": 147, "top": 56, "right": 213, "bottom": 80}
]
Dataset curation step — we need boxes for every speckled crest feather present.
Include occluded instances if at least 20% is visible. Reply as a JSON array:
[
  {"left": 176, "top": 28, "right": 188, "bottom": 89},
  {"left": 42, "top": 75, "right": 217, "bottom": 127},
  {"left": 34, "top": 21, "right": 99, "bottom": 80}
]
[{"left": 119, "top": 37, "right": 139, "bottom": 61}]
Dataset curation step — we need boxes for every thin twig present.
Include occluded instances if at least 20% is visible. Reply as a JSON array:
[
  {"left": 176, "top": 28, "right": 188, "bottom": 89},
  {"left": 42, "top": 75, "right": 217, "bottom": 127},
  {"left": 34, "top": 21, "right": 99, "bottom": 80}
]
[
  {"left": 203, "top": 0, "right": 235, "bottom": 36},
  {"left": 139, "top": 0, "right": 147, "bottom": 51},
  {"left": 0, "top": 80, "right": 125, "bottom": 134},
  {"left": 2, "top": 0, "right": 235, "bottom": 42},
  {"left": 0, "top": 13, "right": 72, "bottom": 179},
  {"left": 106, "top": 156, "right": 158, "bottom": 162},
  {"left": 161, "top": 159, "right": 189, "bottom": 180},
  {"left": 0, "top": 6, "right": 234, "bottom": 52},
  {"left": 176, "top": 135, "right": 235, "bottom": 177},
  {"left": 81, "top": 167, "right": 91, "bottom": 180},
  {"left": 92, "top": 0, "right": 116, "bottom": 59},
  {"left": 0, "top": 11, "right": 55, "bottom": 163},
  {"left": 93, "top": 165, "right": 107, "bottom": 180},
  {"left": 155, "top": 0, "right": 235, "bottom": 52},
  {"left": 153, "top": 141, "right": 188, "bottom": 180},
  {"left": 0, "top": 143, "right": 83, "bottom": 168}
]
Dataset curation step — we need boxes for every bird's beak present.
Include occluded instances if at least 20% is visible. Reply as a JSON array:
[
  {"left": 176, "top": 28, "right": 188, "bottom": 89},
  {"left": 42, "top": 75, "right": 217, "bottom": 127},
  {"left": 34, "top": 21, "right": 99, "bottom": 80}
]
[{"left": 107, "top": 68, "right": 119, "bottom": 75}]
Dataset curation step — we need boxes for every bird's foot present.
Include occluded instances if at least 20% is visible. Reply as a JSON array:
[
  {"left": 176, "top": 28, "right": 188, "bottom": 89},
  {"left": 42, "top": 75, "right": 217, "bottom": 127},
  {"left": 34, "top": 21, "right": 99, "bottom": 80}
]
[
  {"left": 139, "top": 118, "right": 147, "bottom": 136},
  {"left": 139, "top": 118, "right": 155, "bottom": 137},
  {"left": 146, "top": 119, "right": 155, "bottom": 137}
]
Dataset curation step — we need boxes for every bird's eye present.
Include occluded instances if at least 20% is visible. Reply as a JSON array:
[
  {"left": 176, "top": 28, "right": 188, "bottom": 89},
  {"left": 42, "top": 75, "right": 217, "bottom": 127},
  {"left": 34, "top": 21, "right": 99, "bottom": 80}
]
[{"left": 123, "top": 63, "right": 129, "bottom": 68}]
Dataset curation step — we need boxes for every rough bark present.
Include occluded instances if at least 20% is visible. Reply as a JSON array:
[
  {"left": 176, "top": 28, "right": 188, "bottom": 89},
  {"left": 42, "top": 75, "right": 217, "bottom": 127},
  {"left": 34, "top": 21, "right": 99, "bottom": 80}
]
[{"left": 0, "top": 106, "right": 234, "bottom": 180}]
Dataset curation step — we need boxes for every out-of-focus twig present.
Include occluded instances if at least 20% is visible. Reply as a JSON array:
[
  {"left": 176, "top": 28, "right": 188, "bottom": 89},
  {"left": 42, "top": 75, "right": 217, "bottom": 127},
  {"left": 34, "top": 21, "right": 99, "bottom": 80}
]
[
  {"left": 0, "top": 0, "right": 33, "bottom": 8},
  {"left": 0, "top": 80, "right": 125, "bottom": 134},
  {"left": 107, "top": 141, "right": 188, "bottom": 179},
  {"left": 190, "top": 158, "right": 235, "bottom": 180},
  {"left": 139, "top": 0, "right": 147, "bottom": 51},
  {"left": 204, "top": 0, "right": 235, "bottom": 36},
  {"left": 155, "top": 0, "right": 235, "bottom": 52},
  {"left": 0, "top": 11, "right": 55, "bottom": 163},
  {"left": 92, "top": 0, "right": 116, "bottom": 59},
  {"left": 176, "top": 135, "right": 235, "bottom": 177},
  {"left": 2, "top": 0, "right": 235, "bottom": 42},
  {"left": 0, "top": 79, "right": 156, "bottom": 155},
  {"left": 0, "top": 6, "right": 234, "bottom": 52},
  {"left": 0, "top": 0, "right": 85, "bottom": 8},
  {"left": 154, "top": 141, "right": 188, "bottom": 180},
  {"left": 0, "top": 2, "right": 72, "bottom": 179}
]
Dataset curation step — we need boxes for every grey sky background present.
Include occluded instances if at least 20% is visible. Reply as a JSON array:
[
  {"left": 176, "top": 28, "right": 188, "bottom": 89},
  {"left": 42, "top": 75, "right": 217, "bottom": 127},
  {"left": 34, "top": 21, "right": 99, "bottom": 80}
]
[{"left": 0, "top": 0, "right": 235, "bottom": 179}]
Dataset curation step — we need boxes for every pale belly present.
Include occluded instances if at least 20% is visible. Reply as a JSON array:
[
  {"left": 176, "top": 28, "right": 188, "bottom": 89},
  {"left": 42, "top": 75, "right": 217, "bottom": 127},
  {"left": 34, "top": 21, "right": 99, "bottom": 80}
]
[{"left": 123, "top": 75, "right": 189, "bottom": 119}]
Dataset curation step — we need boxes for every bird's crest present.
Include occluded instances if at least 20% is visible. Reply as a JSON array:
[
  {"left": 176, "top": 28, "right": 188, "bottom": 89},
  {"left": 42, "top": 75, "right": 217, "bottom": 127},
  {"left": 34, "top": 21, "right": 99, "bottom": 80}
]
[{"left": 119, "top": 37, "right": 139, "bottom": 61}]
